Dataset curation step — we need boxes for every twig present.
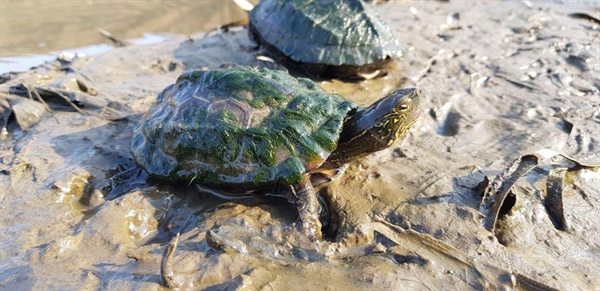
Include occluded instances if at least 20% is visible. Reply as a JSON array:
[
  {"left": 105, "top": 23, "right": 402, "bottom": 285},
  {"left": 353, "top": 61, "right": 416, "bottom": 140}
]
[
  {"left": 24, "top": 84, "right": 52, "bottom": 112},
  {"left": 545, "top": 168, "right": 569, "bottom": 231},
  {"left": 51, "top": 89, "right": 87, "bottom": 115},
  {"left": 98, "top": 28, "right": 127, "bottom": 47},
  {"left": 372, "top": 216, "right": 492, "bottom": 289},
  {"left": 161, "top": 233, "right": 180, "bottom": 288}
]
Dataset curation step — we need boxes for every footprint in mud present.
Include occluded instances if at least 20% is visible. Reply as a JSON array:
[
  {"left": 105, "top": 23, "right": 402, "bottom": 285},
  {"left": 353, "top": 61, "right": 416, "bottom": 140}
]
[
  {"left": 0, "top": 264, "right": 36, "bottom": 290},
  {"left": 430, "top": 106, "right": 462, "bottom": 137}
]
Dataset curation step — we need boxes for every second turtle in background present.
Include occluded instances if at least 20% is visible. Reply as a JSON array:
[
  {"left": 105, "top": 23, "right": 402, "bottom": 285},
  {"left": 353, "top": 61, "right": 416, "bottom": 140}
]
[{"left": 248, "top": 0, "right": 404, "bottom": 79}]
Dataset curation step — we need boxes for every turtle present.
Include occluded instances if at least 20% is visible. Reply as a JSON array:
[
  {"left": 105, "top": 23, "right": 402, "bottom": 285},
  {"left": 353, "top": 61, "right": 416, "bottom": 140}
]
[
  {"left": 248, "top": 0, "right": 404, "bottom": 79},
  {"left": 131, "top": 66, "right": 419, "bottom": 239}
]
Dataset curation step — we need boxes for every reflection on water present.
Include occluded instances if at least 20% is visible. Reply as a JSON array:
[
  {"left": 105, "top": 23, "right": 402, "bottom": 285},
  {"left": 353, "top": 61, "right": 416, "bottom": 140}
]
[
  {"left": 0, "top": 0, "right": 255, "bottom": 73},
  {"left": 1, "top": 34, "right": 168, "bottom": 74}
]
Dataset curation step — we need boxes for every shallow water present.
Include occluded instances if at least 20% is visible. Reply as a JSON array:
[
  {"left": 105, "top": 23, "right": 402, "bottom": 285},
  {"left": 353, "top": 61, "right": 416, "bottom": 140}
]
[
  {"left": 0, "top": 0, "right": 255, "bottom": 73},
  {"left": 1, "top": 0, "right": 253, "bottom": 55}
]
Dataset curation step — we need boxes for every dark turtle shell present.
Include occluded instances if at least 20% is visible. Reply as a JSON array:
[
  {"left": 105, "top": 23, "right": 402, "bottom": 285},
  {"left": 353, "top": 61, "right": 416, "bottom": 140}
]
[
  {"left": 131, "top": 67, "right": 358, "bottom": 188},
  {"left": 249, "top": 0, "right": 403, "bottom": 76}
]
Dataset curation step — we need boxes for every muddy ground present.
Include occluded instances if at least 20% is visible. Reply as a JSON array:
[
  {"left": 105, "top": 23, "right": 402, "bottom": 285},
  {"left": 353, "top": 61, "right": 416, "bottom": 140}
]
[{"left": 1, "top": 1, "right": 599, "bottom": 290}]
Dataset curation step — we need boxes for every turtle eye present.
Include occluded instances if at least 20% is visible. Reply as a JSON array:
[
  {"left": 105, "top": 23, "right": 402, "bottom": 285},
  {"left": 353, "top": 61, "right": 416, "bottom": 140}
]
[{"left": 400, "top": 104, "right": 409, "bottom": 112}]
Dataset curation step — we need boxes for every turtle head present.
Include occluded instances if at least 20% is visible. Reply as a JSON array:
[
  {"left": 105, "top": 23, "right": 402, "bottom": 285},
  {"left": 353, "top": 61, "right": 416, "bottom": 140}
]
[
  {"left": 366, "top": 88, "right": 420, "bottom": 147},
  {"left": 323, "top": 88, "right": 419, "bottom": 169}
]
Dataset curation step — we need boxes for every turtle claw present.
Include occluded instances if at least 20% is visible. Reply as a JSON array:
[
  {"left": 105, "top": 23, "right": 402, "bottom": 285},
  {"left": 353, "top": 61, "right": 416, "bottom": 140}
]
[
  {"left": 206, "top": 230, "right": 248, "bottom": 253},
  {"left": 299, "top": 213, "right": 322, "bottom": 240},
  {"left": 292, "top": 175, "right": 323, "bottom": 240}
]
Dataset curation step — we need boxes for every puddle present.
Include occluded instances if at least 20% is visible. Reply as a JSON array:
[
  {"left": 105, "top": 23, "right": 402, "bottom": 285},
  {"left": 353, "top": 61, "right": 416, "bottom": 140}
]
[{"left": 0, "top": 34, "right": 170, "bottom": 74}]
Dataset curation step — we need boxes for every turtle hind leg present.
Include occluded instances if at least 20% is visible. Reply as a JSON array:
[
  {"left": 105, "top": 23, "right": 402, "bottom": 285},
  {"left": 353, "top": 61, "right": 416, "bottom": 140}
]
[{"left": 285, "top": 175, "right": 322, "bottom": 240}]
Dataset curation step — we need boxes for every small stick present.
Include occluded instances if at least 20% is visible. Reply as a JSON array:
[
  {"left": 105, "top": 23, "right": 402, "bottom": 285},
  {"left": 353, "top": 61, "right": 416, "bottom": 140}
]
[
  {"left": 51, "top": 89, "right": 87, "bottom": 115},
  {"left": 98, "top": 28, "right": 127, "bottom": 47},
  {"left": 161, "top": 233, "right": 181, "bottom": 288},
  {"left": 25, "top": 84, "right": 52, "bottom": 112}
]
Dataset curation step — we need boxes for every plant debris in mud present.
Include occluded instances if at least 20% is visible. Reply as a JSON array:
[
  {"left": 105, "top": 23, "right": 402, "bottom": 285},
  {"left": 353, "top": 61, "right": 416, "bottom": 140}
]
[{"left": 480, "top": 149, "right": 599, "bottom": 235}]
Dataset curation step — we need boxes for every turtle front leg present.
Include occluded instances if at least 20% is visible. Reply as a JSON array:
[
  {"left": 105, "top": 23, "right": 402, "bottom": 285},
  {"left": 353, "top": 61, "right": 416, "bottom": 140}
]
[{"left": 287, "top": 174, "right": 322, "bottom": 240}]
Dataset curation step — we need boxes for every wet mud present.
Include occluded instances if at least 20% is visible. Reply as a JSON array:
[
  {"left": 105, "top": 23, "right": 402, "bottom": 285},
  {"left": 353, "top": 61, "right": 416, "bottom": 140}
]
[{"left": 1, "top": 1, "right": 599, "bottom": 290}]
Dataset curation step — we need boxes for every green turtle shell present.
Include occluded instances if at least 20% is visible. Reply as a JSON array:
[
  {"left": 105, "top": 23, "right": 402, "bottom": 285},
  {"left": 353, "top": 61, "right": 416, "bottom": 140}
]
[
  {"left": 131, "top": 67, "right": 358, "bottom": 188},
  {"left": 249, "top": 0, "right": 404, "bottom": 67}
]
